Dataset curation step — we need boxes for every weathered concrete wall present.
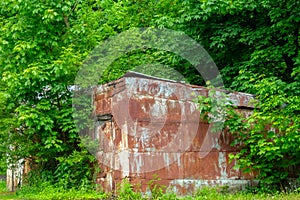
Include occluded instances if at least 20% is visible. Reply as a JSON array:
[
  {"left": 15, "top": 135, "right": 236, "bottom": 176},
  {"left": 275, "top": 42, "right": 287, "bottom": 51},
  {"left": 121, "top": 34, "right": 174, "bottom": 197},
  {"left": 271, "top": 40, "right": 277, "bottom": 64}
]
[{"left": 94, "top": 74, "right": 255, "bottom": 195}]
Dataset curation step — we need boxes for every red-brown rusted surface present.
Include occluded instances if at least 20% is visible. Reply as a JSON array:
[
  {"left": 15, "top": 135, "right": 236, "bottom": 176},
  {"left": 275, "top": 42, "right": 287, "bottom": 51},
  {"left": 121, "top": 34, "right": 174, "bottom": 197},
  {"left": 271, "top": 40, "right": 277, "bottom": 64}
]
[{"left": 94, "top": 73, "right": 256, "bottom": 195}]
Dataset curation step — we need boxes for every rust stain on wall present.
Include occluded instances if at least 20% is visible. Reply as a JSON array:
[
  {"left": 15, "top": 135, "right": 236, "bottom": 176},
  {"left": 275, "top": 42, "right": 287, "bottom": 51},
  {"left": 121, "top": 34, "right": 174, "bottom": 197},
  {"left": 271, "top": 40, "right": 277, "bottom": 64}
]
[{"left": 94, "top": 72, "right": 256, "bottom": 195}]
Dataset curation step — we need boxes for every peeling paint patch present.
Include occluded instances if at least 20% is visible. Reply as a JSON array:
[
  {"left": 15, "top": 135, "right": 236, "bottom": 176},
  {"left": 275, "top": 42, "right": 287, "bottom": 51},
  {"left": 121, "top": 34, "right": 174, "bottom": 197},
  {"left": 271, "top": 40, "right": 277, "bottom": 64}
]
[
  {"left": 168, "top": 179, "right": 258, "bottom": 194},
  {"left": 218, "top": 152, "right": 227, "bottom": 179}
]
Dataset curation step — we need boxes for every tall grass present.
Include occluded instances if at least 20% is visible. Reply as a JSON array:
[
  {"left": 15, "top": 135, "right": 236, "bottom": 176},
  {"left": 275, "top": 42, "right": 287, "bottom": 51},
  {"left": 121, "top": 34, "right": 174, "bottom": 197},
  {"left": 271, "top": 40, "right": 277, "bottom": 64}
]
[{"left": 0, "top": 179, "right": 299, "bottom": 200}]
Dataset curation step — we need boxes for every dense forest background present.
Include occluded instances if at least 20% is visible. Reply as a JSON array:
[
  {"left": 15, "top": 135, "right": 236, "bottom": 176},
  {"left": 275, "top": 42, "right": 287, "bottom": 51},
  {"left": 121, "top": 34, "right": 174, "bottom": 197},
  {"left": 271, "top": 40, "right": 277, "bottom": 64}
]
[{"left": 0, "top": 0, "right": 299, "bottom": 191}]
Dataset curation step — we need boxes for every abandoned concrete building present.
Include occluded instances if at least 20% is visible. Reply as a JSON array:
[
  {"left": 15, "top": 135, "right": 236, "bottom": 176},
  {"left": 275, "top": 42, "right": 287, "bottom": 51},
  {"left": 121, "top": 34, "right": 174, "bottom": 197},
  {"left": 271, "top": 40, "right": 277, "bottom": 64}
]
[{"left": 93, "top": 72, "right": 256, "bottom": 194}]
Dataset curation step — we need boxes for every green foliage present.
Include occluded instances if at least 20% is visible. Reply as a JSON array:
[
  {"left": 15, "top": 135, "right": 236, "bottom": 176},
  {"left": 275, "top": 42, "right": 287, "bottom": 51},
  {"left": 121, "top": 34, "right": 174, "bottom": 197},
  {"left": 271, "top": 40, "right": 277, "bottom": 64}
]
[
  {"left": 0, "top": 0, "right": 102, "bottom": 177},
  {"left": 22, "top": 143, "right": 97, "bottom": 191},
  {"left": 191, "top": 187, "right": 222, "bottom": 200},
  {"left": 17, "top": 181, "right": 107, "bottom": 200},
  {"left": 0, "top": 157, "right": 6, "bottom": 174},
  {"left": 1, "top": 179, "right": 300, "bottom": 200},
  {"left": 0, "top": 0, "right": 299, "bottom": 195},
  {"left": 147, "top": 174, "right": 167, "bottom": 199},
  {"left": 227, "top": 77, "right": 300, "bottom": 189},
  {"left": 100, "top": 49, "right": 198, "bottom": 85},
  {"left": 194, "top": 87, "right": 229, "bottom": 133},
  {"left": 115, "top": 176, "right": 178, "bottom": 200},
  {"left": 196, "top": 76, "right": 300, "bottom": 190},
  {"left": 0, "top": 0, "right": 198, "bottom": 182},
  {"left": 53, "top": 148, "right": 97, "bottom": 189},
  {"left": 17, "top": 149, "right": 102, "bottom": 199},
  {"left": 187, "top": 0, "right": 299, "bottom": 189},
  {"left": 116, "top": 179, "right": 143, "bottom": 200},
  {"left": 174, "top": 0, "right": 300, "bottom": 89},
  {"left": 0, "top": 180, "right": 7, "bottom": 193}
]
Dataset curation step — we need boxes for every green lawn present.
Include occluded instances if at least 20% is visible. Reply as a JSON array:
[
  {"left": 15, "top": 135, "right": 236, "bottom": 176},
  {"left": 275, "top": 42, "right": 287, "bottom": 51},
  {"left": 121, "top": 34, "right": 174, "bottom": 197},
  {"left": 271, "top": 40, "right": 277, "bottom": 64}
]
[{"left": 1, "top": 180, "right": 300, "bottom": 200}]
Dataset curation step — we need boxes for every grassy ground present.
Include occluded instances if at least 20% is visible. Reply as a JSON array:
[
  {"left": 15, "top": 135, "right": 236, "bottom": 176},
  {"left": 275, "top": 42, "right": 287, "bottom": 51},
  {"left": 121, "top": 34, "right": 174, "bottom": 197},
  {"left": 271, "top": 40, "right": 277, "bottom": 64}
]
[
  {"left": 0, "top": 180, "right": 18, "bottom": 200},
  {"left": 1, "top": 180, "right": 300, "bottom": 200}
]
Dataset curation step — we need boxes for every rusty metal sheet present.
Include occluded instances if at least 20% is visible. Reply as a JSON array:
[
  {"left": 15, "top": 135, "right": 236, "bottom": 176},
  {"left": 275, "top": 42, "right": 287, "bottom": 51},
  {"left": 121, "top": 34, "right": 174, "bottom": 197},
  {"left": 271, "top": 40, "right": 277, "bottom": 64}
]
[{"left": 94, "top": 75, "right": 255, "bottom": 194}]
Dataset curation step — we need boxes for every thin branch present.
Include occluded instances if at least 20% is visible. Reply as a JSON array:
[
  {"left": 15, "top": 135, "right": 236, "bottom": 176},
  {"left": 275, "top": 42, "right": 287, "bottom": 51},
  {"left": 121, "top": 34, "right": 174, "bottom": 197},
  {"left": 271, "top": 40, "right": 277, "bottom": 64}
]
[{"left": 64, "top": 15, "right": 70, "bottom": 28}]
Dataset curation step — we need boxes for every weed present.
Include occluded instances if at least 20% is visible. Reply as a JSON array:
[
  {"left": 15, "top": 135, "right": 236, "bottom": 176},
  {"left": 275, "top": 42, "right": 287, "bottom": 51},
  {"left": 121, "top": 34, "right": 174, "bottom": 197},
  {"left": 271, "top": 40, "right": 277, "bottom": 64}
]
[
  {"left": 147, "top": 174, "right": 166, "bottom": 199},
  {"left": 116, "top": 179, "right": 142, "bottom": 200}
]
